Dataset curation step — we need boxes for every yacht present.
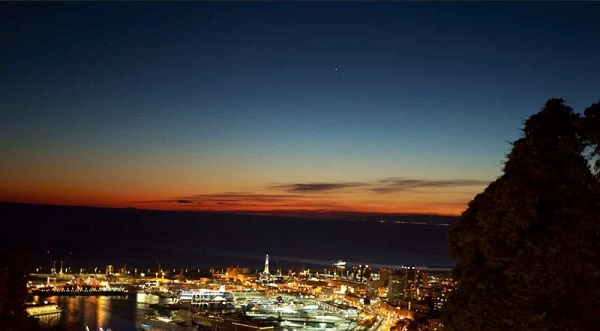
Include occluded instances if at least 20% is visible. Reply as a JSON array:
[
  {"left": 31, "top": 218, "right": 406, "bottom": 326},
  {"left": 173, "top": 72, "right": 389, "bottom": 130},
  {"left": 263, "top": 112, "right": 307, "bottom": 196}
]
[{"left": 137, "top": 312, "right": 196, "bottom": 331}]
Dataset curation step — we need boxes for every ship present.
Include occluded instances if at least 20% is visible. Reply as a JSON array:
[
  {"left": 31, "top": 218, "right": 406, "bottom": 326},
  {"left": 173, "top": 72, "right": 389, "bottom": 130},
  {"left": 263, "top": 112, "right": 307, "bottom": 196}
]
[
  {"left": 175, "top": 285, "right": 235, "bottom": 308},
  {"left": 26, "top": 301, "right": 63, "bottom": 329},
  {"left": 25, "top": 301, "right": 63, "bottom": 317},
  {"left": 31, "top": 283, "right": 129, "bottom": 296}
]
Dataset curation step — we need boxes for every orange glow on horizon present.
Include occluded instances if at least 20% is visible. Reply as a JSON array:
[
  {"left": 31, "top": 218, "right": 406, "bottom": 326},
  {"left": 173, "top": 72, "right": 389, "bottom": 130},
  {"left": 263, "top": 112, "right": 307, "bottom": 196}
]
[
  {"left": 0, "top": 194, "right": 466, "bottom": 218},
  {"left": 1, "top": 176, "right": 482, "bottom": 218}
]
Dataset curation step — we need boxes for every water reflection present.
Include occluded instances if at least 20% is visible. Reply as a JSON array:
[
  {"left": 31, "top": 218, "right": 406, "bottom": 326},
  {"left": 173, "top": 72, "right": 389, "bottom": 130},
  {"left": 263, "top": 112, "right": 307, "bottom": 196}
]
[
  {"left": 35, "top": 312, "right": 61, "bottom": 328},
  {"left": 31, "top": 293, "right": 175, "bottom": 331}
]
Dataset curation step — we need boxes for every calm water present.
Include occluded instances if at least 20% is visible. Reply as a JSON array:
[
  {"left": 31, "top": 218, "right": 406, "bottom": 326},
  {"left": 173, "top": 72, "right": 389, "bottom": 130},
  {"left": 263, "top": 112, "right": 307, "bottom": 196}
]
[
  {"left": 4, "top": 203, "right": 456, "bottom": 272},
  {"left": 31, "top": 293, "right": 174, "bottom": 331}
]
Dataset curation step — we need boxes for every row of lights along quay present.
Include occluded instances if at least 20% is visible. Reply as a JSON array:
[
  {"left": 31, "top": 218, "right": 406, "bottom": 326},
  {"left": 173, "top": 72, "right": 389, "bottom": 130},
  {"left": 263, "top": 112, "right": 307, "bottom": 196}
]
[{"left": 27, "top": 255, "right": 455, "bottom": 331}]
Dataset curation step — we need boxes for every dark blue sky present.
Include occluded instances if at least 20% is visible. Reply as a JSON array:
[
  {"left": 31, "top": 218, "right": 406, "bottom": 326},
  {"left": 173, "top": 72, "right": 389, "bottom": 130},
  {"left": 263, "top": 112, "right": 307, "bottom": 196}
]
[{"left": 1, "top": 2, "right": 599, "bottom": 216}]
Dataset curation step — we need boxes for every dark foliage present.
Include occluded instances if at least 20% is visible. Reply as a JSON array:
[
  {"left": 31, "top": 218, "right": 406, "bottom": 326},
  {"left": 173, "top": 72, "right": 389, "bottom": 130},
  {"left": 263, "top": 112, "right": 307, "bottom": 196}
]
[
  {"left": 0, "top": 246, "right": 68, "bottom": 331},
  {"left": 443, "top": 99, "right": 600, "bottom": 330},
  {"left": 0, "top": 246, "right": 39, "bottom": 331}
]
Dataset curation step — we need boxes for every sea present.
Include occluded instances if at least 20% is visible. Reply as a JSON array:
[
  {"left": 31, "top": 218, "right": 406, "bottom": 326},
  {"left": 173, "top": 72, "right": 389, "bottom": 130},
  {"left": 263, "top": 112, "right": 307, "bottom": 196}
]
[
  {"left": 29, "top": 292, "right": 178, "bottom": 331},
  {"left": 3, "top": 202, "right": 456, "bottom": 331}
]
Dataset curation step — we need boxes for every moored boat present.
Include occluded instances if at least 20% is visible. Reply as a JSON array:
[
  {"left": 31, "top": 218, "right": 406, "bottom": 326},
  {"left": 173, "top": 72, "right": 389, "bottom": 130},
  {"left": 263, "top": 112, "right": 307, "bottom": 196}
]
[{"left": 25, "top": 302, "right": 63, "bottom": 317}]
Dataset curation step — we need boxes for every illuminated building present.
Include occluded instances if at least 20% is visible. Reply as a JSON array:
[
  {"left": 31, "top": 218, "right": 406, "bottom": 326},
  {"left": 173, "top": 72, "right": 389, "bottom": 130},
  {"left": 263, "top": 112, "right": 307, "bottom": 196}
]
[
  {"left": 404, "top": 265, "right": 417, "bottom": 299},
  {"left": 366, "top": 279, "right": 380, "bottom": 299},
  {"left": 350, "top": 264, "right": 371, "bottom": 282},
  {"left": 388, "top": 270, "right": 406, "bottom": 302},
  {"left": 379, "top": 268, "right": 391, "bottom": 289}
]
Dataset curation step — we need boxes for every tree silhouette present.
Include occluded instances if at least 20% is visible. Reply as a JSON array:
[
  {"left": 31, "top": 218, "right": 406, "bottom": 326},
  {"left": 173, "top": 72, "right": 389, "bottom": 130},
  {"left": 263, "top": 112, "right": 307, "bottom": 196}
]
[
  {"left": 582, "top": 101, "right": 600, "bottom": 175},
  {"left": 1, "top": 246, "right": 68, "bottom": 331},
  {"left": 0, "top": 245, "right": 36, "bottom": 331},
  {"left": 443, "top": 98, "right": 600, "bottom": 330}
]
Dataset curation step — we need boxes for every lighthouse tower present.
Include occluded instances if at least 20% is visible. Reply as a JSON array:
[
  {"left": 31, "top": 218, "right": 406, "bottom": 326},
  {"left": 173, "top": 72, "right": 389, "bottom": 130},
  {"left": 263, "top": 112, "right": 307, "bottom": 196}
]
[{"left": 263, "top": 254, "right": 270, "bottom": 275}]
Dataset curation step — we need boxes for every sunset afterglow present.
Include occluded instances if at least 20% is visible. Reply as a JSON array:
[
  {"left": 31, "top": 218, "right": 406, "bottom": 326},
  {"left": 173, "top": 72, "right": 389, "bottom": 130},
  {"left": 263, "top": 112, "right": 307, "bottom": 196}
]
[{"left": 2, "top": 2, "right": 599, "bottom": 218}]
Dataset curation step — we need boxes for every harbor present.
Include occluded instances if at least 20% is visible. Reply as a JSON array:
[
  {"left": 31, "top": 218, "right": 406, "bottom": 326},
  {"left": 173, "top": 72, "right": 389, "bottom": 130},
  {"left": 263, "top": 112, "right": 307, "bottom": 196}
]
[{"left": 23, "top": 256, "right": 451, "bottom": 331}]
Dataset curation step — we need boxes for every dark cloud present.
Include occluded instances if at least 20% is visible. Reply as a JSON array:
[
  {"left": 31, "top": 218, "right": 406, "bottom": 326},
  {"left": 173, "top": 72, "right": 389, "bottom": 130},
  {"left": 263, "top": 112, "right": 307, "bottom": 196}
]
[
  {"left": 131, "top": 199, "right": 201, "bottom": 205},
  {"left": 272, "top": 182, "right": 366, "bottom": 193},
  {"left": 188, "top": 192, "right": 301, "bottom": 201},
  {"left": 181, "top": 192, "right": 301, "bottom": 205},
  {"left": 131, "top": 199, "right": 188, "bottom": 204},
  {"left": 373, "top": 178, "right": 489, "bottom": 193},
  {"left": 131, "top": 192, "right": 303, "bottom": 207}
]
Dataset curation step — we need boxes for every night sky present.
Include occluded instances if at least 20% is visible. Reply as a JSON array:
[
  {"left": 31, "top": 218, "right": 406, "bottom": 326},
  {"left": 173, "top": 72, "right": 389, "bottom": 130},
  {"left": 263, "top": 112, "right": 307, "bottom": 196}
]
[{"left": 2, "top": 2, "right": 599, "bottom": 217}]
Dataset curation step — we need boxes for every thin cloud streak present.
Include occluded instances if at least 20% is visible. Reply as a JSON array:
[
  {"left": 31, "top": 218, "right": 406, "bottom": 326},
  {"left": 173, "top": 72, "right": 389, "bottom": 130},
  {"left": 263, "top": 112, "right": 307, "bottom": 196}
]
[
  {"left": 373, "top": 178, "right": 490, "bottom": 193},
  {"left": 132, "top": 199, "right": 200, "bottom": 204},
  {"left": 131, "top": 192, "right": 302, "bottom": 206},
  {"left": 188, "top": 192, "right": 302, "bottom": 204},
  {"left": 271, "top": 182, "right": 367, "bottom": 193}
]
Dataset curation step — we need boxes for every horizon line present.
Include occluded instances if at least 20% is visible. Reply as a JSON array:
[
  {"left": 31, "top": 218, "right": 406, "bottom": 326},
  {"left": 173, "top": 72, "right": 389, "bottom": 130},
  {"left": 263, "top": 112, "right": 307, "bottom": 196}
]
[{"left": 0, "top": 200, "right": 460, "bottom": 221}]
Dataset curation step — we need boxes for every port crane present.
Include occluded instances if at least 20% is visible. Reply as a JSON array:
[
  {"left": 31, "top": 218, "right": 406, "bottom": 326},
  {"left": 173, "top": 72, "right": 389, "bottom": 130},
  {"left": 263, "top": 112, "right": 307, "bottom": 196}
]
[
  {"left": 47, "top": 250, "right": 55, "bottom": 275},
  {"left": 47, "top": 250, "right": 72, "bottom": 276},
  {"left": 59, "top": 251, "right": 72, "bottom": 275},
  {"left": 156, "top": 257, "right": 163, "bottom": 279}
]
